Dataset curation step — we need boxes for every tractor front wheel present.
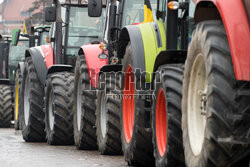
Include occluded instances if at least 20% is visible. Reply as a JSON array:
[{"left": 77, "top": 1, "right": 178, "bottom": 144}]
[
  {"left": 21, "top": 57, "right": 45, "bottom": 142},
  {"left": 14, "top": 68, "right": 22, "bottom": 130},
  {"left": 152, "top": 64, "right": 185, "bottom": 167},
  {"left": 44, "top": 72, "right": 74, "bottom": 145},
  {"left": 182, "top": 20, "right": 250, "bottom": 167},
  {"left": 0, "top": 84, "right": 12, "bottom": 128},
  {"left": 96, "top": 72, "right": 122, "bottom": 155},
  {"left": 73, "top": 56, "right": 97, "bottom": 150},
  {"left": 121, "top": 43, "right": 154, "bottom": 166}
]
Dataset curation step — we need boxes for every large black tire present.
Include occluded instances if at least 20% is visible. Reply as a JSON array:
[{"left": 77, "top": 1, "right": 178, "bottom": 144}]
[
  {"left": 44, "top": 72, "right": 74, "bottom": 145},
  {"left": 73, "top": 56, "right": 97, "bottom": 150},
  {"left": 182, "top": 20, "right": 250, "bottom": 167},
  {"left": 152, "top": 64, "right": 185, "bottom": 167},
  {"left": 0, "top": 84, "right": 12, "bottom": 127},
  {"left": 121, "top": 43, "right": 155, "bottom": 166},
  {"left": 14, "top": 68, "right": 22, "bottom": 130},
  {"left": 21, "top": 57, "right": 45, "bottom": 142},
  {"left": 96, "top": 72, "right": 122, "bottom": 155}
]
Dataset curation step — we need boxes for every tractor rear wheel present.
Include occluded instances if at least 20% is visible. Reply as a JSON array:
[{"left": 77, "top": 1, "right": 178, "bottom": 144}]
[
  {"left": 0, "top": 84, "right": 12, "bottom": 127},
  {"left": 96, "top": 72, "right": 122, "bottom": 155},
  {"left": 14, "top": 68, "right": 22, "bottom": 130},
  {"left": 121, "top": 43, "right": 154, "bottom": 166},
  {"left": 182, "top": 20, "right": 250, "bottom": 167},
  {"left": 21, "top": 57, "right": 45, "bottom": 142},
  {"left": 152, "top": 64, "right": 185, "bottom": 167},
  {"left": 44, "top": 72, "right": 74, "bottom": 145},
  {"left": 73, "top": 56, "right": 97, "bottom": 150}
]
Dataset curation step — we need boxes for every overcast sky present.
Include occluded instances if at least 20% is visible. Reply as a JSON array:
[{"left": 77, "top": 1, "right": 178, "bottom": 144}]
[{"left": 0, "top": 0, "right": 3, "bottom": 3}]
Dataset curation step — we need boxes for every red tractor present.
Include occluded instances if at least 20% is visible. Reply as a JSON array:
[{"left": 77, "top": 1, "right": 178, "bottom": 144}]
[
  {"left": 20, "top": 0, "right": 105, "bottom": 145},
  {"left": 73, "top": 0, "right": 156, "bottom": 155}
]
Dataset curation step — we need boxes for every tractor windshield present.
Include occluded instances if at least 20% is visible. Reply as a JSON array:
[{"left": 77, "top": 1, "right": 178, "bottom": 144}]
[
  {"left": 66, "top": 6, "right": 105, "bottom": 56},
  {"left": 41, "top": 31, "right": 49, "bottom": 45},
  {"left": 122, "top": 0, "right": 157, "bottom": 27},
  {"left": 8, "top": 40, "right": 29, "bottom": 82}
]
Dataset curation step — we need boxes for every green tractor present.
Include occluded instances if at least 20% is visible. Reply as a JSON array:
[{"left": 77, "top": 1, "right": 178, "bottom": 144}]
[
  {"left": 0, "top": 35, "right": 15, "bottom": 127},
  {"left": 13, "top": 25, "right": 51, "bottom": 130},
  {"left": 0, "top": 33, "right": 33, "bottom": 128}
]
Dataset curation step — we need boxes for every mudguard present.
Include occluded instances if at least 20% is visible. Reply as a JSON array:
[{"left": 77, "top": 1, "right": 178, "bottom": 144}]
[
  {"left": 47, "top": 65, "right": 73, "bottom": 76},
  {"left": 118, "top": 20, "right": 166, "bottom": 82},
  {"left": 195, "top": 0, "right": 250, "bottom": 81},
  {"left": 99, "top": 64, "right": 123, "bottom": 74},
  {"left": 79, "top": 44, "right": 108, "bottom": 88},
  {"left": 17, "top": 62, "right": 25, "bottom": 77},
  {"left": 25, "top": 44, "right": 53, "bottom": 85}
]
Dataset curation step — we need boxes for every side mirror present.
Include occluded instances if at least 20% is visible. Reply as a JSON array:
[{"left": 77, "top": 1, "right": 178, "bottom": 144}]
[
  {"left": 45, "top": 6, "right": 56, "bottom": 22},
  {"left": 12, "top": 29, "right": 20, "bottom": 46},
  {"left": 88, "top": 0, "right": 102, "bottom": 17}
]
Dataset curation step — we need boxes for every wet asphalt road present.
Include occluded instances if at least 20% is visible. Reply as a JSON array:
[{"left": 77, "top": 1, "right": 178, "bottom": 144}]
[{"left": 0, "top": 128, "right": 127, "bottom": 167}]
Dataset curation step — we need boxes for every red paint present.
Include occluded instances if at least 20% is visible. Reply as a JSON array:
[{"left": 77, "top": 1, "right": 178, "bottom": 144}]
[
  {"left": 123, "top": 65, "right": 135, "bottom": 143},
  {"left": 40, "top": 44, "right": 54, "bottom": 69},
  {"left": 132, "top": 23, "right": 140, "bottom": 25},
  {"left": 194, "top": 0, "right": 250, "bottom": 81},
  {"left": 81, "top": 44, "right": 108, "bottom": 88},
  {"left": 156, "top": 88, "right": 167, "bottom": 157}
]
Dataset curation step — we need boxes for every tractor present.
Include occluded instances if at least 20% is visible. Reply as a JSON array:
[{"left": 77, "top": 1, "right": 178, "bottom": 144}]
[
  {"left": 0, "top": 33, "right": 34, "bottom": 128},
  {"left": 20, "top": 0, "right": 105, "bottom": 145},
  {"left": 114, "top": 0, "right": 249, "bottom": 166},
  {"left": 74, "top": 0, "right": 157, "bottom": 156},
  {"left": 13, "top": 25, "right": 51, "bottom": 130},
  {"left": 0, "top": 35, "right": 15, "bottom": 127}
]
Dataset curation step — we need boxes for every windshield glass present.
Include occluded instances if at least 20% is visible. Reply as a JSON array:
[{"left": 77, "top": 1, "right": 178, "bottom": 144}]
[
  {"left": 122, "top": 0, "right": 157, "bottom": 27},
  {"left": 41, "top": 31, "right": 49, "bottom": 45},
  {"left": 8, "top": 40, "right": 29, "bottom": 82},
  {"left": 66, "top": 6, "right": 105, "bottom": 56}
]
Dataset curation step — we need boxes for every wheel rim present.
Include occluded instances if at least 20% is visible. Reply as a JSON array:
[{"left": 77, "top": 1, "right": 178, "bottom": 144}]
[
  {"left": 187, "top": 54, "right": 207, "bottom": 156},
  {"left": 48, "top": 91, "right": 55, "bottom": 130},
  {"left": 156, "top": 88, "right": 167, "bottom": 157},
  {"left": 123, "top": 65, "right": 135, "bottom": 143},
  {"left": 15, "top": 81, "right": 19, "bottom": 121},
  {"left": 76, "top": 77, "right": 82, "bottom": 131},
  {"left": 100, "top": 92, "right": 107, "bottom": 138},
  {"left": 24, "top": 76, "right": 30, "bottom": 126}
]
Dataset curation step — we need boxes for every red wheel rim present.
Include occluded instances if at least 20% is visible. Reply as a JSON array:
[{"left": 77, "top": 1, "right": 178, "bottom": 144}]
[
  {"left": 123, "top": 65, "right": 135, "bottom": 143},
  {"left": 156, "top": 88, "right": 167, "bottom": 157}
]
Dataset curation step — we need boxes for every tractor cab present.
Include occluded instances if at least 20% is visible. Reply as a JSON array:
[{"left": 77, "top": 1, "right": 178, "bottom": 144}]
[
  {"left": 88, "top": 0, "right": 157, "bottom": 64},
  {"left": 8, "top": 36, "right": 29, "bottom": 83},
  {"left": 0, "top": 34, "right": 29, "bottom": 83},
  {"left": 45, "top": 0, "right": 105, "bottom": 66}
]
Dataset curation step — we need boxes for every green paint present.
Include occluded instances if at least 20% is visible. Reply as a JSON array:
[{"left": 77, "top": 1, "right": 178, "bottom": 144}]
[
  {"left": 137, "top": 19, "right": 166, "bottom": 82},
  {"left": 11, "top": 29, "right": 21, "bottom": 46}
]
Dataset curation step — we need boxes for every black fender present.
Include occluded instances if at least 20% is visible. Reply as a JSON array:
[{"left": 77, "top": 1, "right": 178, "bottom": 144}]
[
  {"left": 99, "top": 64, "right": 123, "bottom": 74},
  {"left": 17, "top": 62, "right": 25, "bottom": 77},
  {"left": 151, "top": 50, "right": 187, "bottom": 90},
  {"left": 0, "top": 79, "right": 10, "bottom": 85},
  {"left": 99, "top": 64, "right": 123, "bottom": 82},
  {"left": 47, "top": 65, "right": 73, "bottom": 76},
  {"left": 25, "top": 47, "right": 48, "bottom": 85},
  {"left": 153, "top": 50, "right": 187, "bottom": 73},
  {"left": 118, "top": 25, "right": 146, "bottom": 76},
  {"left": 98, "top": 64, "right": 123, "bottom": 90}
]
